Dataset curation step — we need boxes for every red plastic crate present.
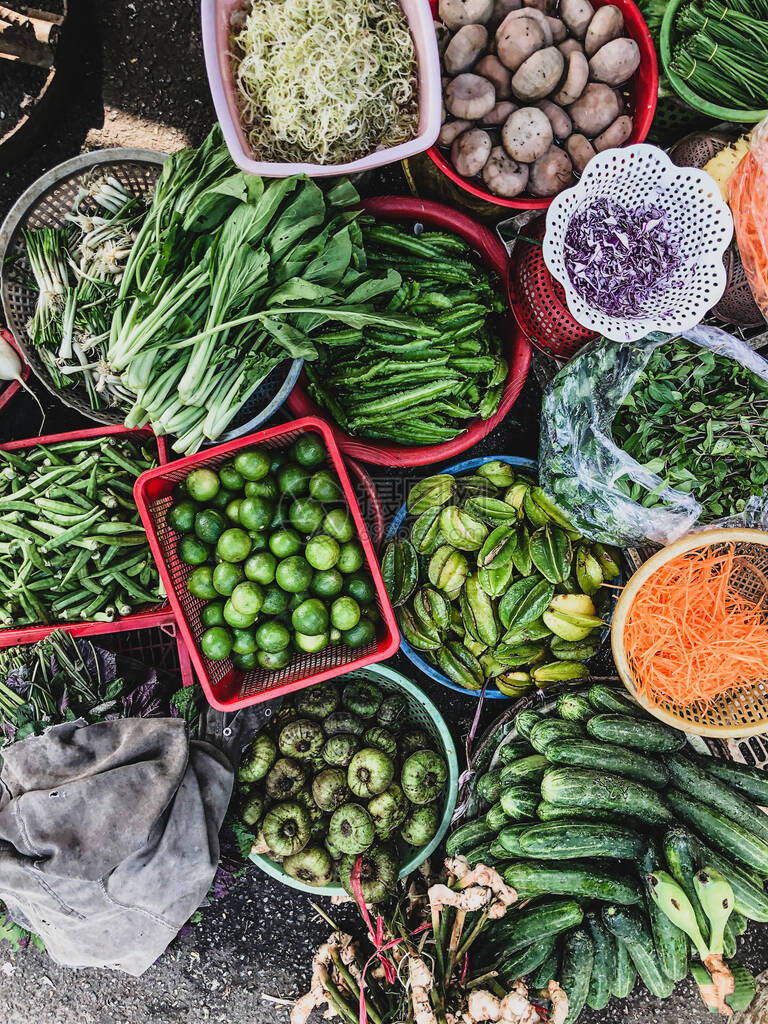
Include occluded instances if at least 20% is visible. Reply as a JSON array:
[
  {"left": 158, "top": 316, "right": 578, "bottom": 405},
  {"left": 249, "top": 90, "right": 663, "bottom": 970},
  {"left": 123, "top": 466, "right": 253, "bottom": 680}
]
[
  {"left": 133, "top": 416, "right": 400, "bottom": 711},
  {"left": 0, "top": 424, "right": 171, "bottom": 648},
  {"left": 0, "top": 329, "right": 31, "bottom": 414}
]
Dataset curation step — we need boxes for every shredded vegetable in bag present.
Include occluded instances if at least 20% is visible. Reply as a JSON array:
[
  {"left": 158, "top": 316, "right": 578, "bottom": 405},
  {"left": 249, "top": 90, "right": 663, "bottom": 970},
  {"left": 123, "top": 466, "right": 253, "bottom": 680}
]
[
  {"left": 539, "top": 325, "right": 768, "bottom": 547},
  {"left": 730, "top": 115, "right": 768, "bottom": 323}
]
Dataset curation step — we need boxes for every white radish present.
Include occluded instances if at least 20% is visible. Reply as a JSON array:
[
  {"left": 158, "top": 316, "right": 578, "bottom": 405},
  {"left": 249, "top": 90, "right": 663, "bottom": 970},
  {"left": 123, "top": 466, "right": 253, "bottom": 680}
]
[{"left": 0, "top": 335, "right": 45, "bottom": 428}]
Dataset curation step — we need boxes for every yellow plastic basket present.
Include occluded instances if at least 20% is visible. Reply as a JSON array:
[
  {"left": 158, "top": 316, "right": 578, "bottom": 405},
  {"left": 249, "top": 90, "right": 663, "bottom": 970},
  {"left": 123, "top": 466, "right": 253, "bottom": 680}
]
[{"left": 612, "top": 529, "right": 768, "bottom": 738}]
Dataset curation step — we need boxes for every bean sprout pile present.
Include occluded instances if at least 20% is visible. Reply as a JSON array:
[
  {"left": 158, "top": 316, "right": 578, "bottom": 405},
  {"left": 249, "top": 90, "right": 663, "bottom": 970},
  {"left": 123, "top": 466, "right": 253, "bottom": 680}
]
[{"left": 229, "top": 0, "right": 418, "bottom": 165}]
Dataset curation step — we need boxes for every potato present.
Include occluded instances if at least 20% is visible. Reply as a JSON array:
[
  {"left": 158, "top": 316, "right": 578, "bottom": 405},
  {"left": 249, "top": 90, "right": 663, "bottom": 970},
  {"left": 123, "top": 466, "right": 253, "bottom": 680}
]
[
  {"left": 558, "top": 38, "right": 584, "bottom": 57},
  {"left": 584, "top": 5, "right": 624, "bottom": 57},
  {"left": 482, "top": 145, "right": 530, "bottom": 196},
  {"left": 565, "top": 132, "right": 596, "bottom": 171},
  {"left": 511, "top": 46, "right": 564, "bottom": 100},
  {"left": 445, "top": 73, "right": 497, "bottom": 118},
  {"left": 552, "top": 50, "right": 589, "bottom": 105},
  {"left": 568, "top": 82, "right": 622, "bottom": 135},
  {"left": 506, "top": 5, "right": 553, "bottom": 43},
  {"left": 439, "top": 0, "right": 494, "bottom": 31},
  {"left": 438, "top": 119, "right": 473, "bottom": 146},
  {"left": 502, "top": 105, "right": 553, "bottom": 161},
  {"left": 537, "top": 98, "right": 572, "bottom": 139},
  {"left": 560, "top": 0, "right": 595, "bottom": 38},
  {"left": 444, "top": 24, "right": 489, "bottom": 75},
  {"left": 589, "top": 38, "right": 640, "bottom": 86},
  {"left": 523, "top": 0, "right": 556, "bottom": 10},
  {"left": 594, "top": 113, "right": 633, "bottom": 151},
  {"left": 451, "top": 128, "right": 493, "bottom": 176},
  {"left": 495, "top": 12, "right": 545, "bottom": 71},
  {"left": 529, "top": 145, "right": 574, "bottom": 195},
  {"left": 545, "top": 16, "right": 567, "bottom": 42},
  {"left": 490, "top": 0, "right": 522, "bottom": 27},
  {"left": 475, "top": 54, "right": 512, "bottom": 98},
  {"left": 481, "top": 100, "right": 518, "bottom": 124}
]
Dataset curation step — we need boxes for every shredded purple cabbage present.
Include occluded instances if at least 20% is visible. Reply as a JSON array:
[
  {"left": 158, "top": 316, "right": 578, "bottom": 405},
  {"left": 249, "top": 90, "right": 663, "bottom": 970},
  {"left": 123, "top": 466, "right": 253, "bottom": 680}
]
[{"left": 563, "top": 197, "right": 687, "bottom": 319}]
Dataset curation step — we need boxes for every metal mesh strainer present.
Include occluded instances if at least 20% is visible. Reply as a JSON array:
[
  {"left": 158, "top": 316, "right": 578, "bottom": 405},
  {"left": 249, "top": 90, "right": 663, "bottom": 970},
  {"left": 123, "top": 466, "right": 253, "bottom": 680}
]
[
  {"left": 0, "top": 148, "right": 300, "bottom": 436},
  {"left": 613, "top": 529, "right": 768, "bottom": 737}
]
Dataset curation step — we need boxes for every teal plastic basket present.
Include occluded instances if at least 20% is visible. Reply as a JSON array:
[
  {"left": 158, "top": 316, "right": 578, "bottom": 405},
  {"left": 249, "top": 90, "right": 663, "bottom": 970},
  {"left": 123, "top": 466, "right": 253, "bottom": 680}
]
[{"left": 249, "top": 662, "right": 459, "bottom": 896}]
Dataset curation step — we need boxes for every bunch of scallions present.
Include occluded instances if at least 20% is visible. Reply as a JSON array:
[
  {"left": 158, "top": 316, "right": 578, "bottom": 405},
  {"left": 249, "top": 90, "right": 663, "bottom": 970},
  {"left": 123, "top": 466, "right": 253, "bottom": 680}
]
[
  {"left": 671, "top": 0, "right": 768, "bottom": 109},
  {"left": 22, "top": 126, "right": 422, "bottom": 453}
]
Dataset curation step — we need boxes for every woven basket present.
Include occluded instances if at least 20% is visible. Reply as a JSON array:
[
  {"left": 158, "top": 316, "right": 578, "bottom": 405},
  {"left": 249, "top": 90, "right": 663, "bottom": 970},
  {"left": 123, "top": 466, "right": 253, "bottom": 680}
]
[
  {"left": 249, "top": 662, "right": 459, "bottom": 896},
  {"left": 612, "top": 529, "right": 768, "bottom": 738}
]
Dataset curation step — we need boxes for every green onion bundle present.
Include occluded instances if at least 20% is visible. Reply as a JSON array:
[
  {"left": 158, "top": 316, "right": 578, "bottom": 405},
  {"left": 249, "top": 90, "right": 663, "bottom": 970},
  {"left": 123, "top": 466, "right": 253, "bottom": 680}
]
[{"left": 671, "top": 0, "right": 768, "bottom": 107}]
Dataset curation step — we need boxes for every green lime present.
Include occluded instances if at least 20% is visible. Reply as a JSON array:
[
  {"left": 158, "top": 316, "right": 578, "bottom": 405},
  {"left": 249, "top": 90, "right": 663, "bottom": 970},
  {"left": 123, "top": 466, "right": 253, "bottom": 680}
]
[
  {"left": 292, "top": 434, "right": 326, "bottom": 467},
  {"left": 362, "top": 604, "right": 380, "bottom": 623},
  {"left": 187, "top": 565, "right": 218, "bottom": 601},
  {"left": 201, "top": 626, "right": 232, "bottom": 660},
  {"left": 342, "top": 618, "right": 375, "bottom": 648},
  {"left": 217, "top": 528, "right": 252, "bottom": 563},
  {"left": 194, "top": 509, "right": 227, "bottom": 545},
  {"left": 231, "top": 581, "right": 264, "bottom": 617},
  {"left": 257, "top": 648, "right": 292, "bottom": 670},
  {"left": 245, "top": 477, "right": 278, "bottom": 501},
  {"left": 345, "top": 572, "right": 376, "bottom": 604},
  {"left": 295, "top": 631, "right": 329, "bottom": 654},
  {"left": 270, "top": 453, "right": 287, "bottom": 474},
  {"left": 239, "top": 496, "right": 273, "bottom": 531},
  {"left": 262, "top": 584, "right": 290, "bottom": 616},
  {"left": 212, "top": 561, "right": 245, "bottom": 597},
  {"left": 223, "top": 599, "right": 256, "bottom": 629},
  {"left": 276, "top": 556, "right": 313, "bottom": 593},
  {"left": 289, "top": 497, "right": 324, "bottom": 534},
  {"left": 232, "top": 627, "right": 258, "bottom": 655},
  {"left": 337, "top": 541, "right": 364, "bottom": 574},
  {"left": 330, "top": 627, "right": 342, "bottom": 643},
  {"left": 219, "top": 461, "right": 244, "bottom": 491},
  {"left": 185, "top": 468, "right": 220, "bottom": 503},
  {"left": 178, "top": 535, "right": 210, "bottom": 566},
  {"left": 310, "top": 569, "right": 344, "bottom": 599},
  {"left": 210, "top": 487, "right": 236, "bottom": 510},
  {"left": 172, "top": 481, "right": 189, "bottom": 504},
  {"left": 225, "top": 499, "right": 242, "bottom": 523},
  {"left": 270, "top": 505, "right": 289, "bottom": 529},
  {"left": 248, "top": 531, "right": 268, "bottom": 552},
  {"left": 331, "top": 596, "right": 360, "bottom": 631},
  {"left": 201, "top": 601, "right": 226, "bottom": 628},
  {"left": 277, "top": 463, "right": 310, "bottom": 498},
  {"left": 323, "top": 508, "right": 354, "bottom": 543},
  {"left": 291, "top": 598, "right": 329, "bottom": 635},
  {"left": 167, "top": 500, "right": 197, "bottom": 533},
  {"left": 288, "top": 590, "right": 311, "bottom": 612},
  {"left": 233, "top": 651, "right": 259, "bottom": 671},
  {"left": 269, "top": 527, "right": 302, "bottom": 559},
  {"left": 305, "top": 534, "right": 340, "bottom": 571},
  {"left": 256, "top": 620, "right": 291, "bottom": 653},
  {"left": 244, "top": 551, "right": 277, "bottom": 585},
  {"left": 234, "top": 448, "right": 270, "bottom": 481},
  {"left": 309, "top": 469, "right": 342, "bottom": 502}
]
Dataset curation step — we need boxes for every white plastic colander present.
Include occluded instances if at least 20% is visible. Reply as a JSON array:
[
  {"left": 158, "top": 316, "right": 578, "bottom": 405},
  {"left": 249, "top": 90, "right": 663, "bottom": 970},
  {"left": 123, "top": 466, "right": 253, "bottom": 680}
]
[{"left": 542, "top": 144, "right": 734, "bottom": 343}]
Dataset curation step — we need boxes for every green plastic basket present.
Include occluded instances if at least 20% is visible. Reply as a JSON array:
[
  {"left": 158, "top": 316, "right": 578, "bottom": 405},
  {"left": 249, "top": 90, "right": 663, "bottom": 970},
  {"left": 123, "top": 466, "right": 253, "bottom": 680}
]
[
  {"left": 249, "top": 663, "right": 459, "bottom": 896},
  {"left": 660, "top": 0, "right": 768, "bottom": 123}
]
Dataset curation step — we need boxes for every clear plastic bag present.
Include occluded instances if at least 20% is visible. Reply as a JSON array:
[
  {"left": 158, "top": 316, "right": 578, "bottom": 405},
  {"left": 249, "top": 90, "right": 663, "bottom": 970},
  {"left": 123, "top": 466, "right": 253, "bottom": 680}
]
[
  {"left": 539, "top": 325, "right": 768, "bottom": 547},
  {"left": 730, "top": 115, "right": 768, "bottom": 323}
]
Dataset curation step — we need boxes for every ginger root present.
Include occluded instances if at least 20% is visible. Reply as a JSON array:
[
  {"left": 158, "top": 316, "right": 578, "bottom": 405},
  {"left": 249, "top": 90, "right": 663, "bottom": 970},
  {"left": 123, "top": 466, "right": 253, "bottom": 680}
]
[
  {"left": 436, "top": 858, "right": 518, "bottom": 919},
  {"left": 291, "top": 933, "right": 355, "bottom": 1024},
  {"left": 463, "top": 981, "right": 562, "bottom": 1024},
  {"left": 409, "top": 955, "right": 438, "bottom": 1024}
]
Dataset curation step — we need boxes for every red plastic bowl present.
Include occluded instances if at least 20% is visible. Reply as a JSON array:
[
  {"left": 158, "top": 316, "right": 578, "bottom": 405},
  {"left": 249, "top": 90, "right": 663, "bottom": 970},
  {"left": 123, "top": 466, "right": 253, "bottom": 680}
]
[
  {"left": 133, "top": 416, "right": 400, "bottom": 711},
  {"left": 0, "top": 328, "right": 30, "bottom": 414},
  {"left": 426, "top": 0, "right": 659, "bottom": 209},
  {"left": 286, "top": 197, "right": 532, "bottom": 467}
]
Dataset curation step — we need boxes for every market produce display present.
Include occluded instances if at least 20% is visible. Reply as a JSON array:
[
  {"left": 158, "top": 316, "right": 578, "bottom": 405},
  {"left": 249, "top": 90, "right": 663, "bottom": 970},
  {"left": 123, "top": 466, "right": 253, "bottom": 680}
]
[
  {"left": 237, "top": 676, "right": 450, "bottom": 896},
  {"left": 305, "top": 221, "right": 508, "bottom": 445},
  {"left": 164, "top": 435, "right": 378, "bottom": 670},
  {"left": 0, "top": 432, "right": 162, "bottom": 628},
  {"left": 447, "top": 683, "right": 765, "bottom": 1019},
  {"left": 228, "top": 0, "right": 418, "bottom": 165},
  {"left": 384, "top": 462, "right": 619, "bottom": 694},
  {"left": 436, "top": 0, "right": 640, "bottom": 198}
]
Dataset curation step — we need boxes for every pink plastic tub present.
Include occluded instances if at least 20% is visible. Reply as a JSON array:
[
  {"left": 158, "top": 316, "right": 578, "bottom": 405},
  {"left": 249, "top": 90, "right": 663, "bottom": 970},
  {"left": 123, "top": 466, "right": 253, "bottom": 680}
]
[{"left": 200, "top": 0, "right": 442, "bottom": 177}]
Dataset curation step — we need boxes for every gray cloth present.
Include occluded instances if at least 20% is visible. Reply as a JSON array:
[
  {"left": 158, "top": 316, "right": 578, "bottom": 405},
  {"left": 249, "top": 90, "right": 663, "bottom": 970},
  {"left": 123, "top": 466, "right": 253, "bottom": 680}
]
[{"left": 0, "top": 717, "right": 232, "bottom": 975}]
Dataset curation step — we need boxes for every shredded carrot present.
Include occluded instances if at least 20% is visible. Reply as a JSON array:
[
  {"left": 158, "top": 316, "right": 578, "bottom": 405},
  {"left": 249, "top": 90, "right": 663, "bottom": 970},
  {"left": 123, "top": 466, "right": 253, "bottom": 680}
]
[{"left": 624, "top": 544, "right": 768, "bottom": 710}]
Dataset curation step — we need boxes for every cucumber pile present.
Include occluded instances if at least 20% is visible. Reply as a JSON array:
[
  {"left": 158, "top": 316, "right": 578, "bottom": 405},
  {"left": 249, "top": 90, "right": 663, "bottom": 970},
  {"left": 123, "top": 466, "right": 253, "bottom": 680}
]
[{"left": 447, "top": 683, "right": 766, "bottom": 1020}]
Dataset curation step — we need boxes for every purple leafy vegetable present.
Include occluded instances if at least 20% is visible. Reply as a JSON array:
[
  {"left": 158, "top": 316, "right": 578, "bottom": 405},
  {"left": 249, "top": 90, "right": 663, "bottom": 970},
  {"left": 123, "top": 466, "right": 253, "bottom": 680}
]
[{"left": 563, "top": 197, "right": 687, "bottom": 320}]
